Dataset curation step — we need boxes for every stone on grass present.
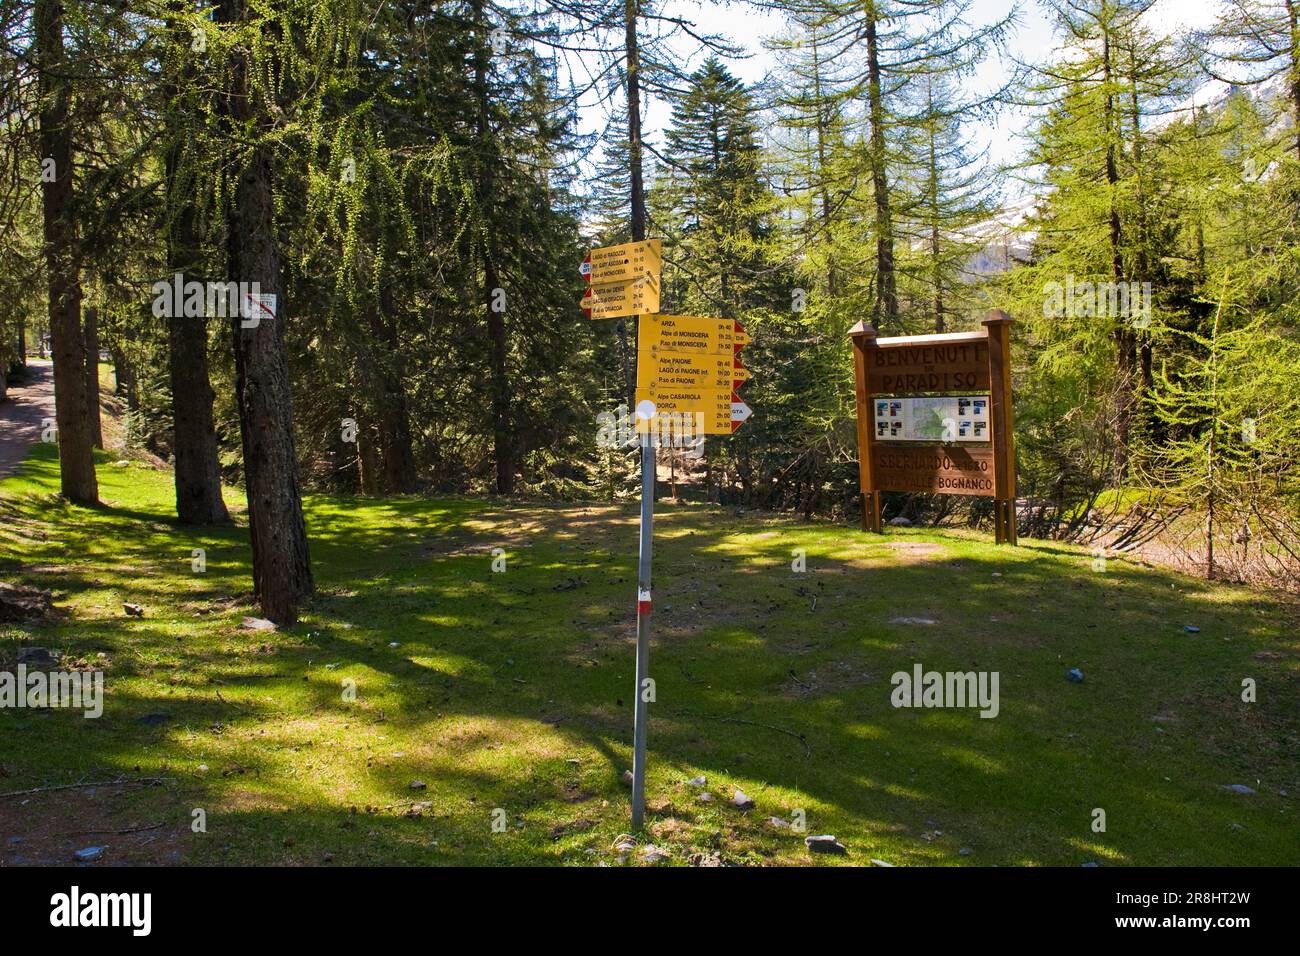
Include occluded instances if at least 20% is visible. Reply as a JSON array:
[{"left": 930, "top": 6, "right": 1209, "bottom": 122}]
[
  {"left": 0, "top": 583, "right": 54, "bottom": 622},
  {"left": 890, "top": 616, "right": 937, "bottom": 626},
  {"left": 888, "top": 516, "right": 913, "bottom": 527},
  {"left": 640, "top": 844, "right": 671, "bottom": 864},
  {"left": 769, "top": 816, "right": 790, "bottom": 829},
  {"left": 1183, "top": 624, "right": 1201, "bottom": 633},
  {"left": 732, "top": 789, "right": 755, "bottom": 810},
  {"left": 686, "top": 775, "right": 706, "bottom": 788},
  {"left": 240, "top": 616, "right": 277, "bottom": 632},
  {"left": 1066, "top": 667, "right": 1084, "bottom": 683},
  {"left": 123, "top": 603, "right": 144, "bottom": 617},
  {"left": 622, "top": 770, "right": 634, "bottom": 786},
  {"left": 870, "top": 858, "right": 894, "bottom": 867},
  {"left": 17, "top": 646, "right": 59, "bottom": 666},
  {"left": 409, "top": 780, "right": 427, "bottom": 790},
  {"left": 1221, "top": 784, "right": 1256, "bottom": 795},
  {"left": 805, "top": 834, "right": 846, "bottom": 854},
  {"left": 73, "top": 846, "right": 105, "bottom": 862}
]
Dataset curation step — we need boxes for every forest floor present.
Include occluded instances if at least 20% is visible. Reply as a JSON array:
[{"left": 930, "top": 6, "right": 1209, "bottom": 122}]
[
  {"left": 1, "top": 443, "right": 1298, "bottom": 866},
  {"left": 0, "top": 361, "right": 54, "bottom": 479}
]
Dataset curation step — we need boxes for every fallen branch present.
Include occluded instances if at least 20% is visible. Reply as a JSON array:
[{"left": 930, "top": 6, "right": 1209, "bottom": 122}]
[
  {"left": 670, "top": 710, "right": 812, "bottom": 756},
  {"left": 67, "top": 822, "right": 166, "bottom": 836},
  {"left": 0, "top": 777, "right": 168, "bottom": 799}
]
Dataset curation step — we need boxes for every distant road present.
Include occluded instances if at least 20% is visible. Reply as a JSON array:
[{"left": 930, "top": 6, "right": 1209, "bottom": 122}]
[{"left": 0, "top": 361, "right": 55, "bottom": 479}]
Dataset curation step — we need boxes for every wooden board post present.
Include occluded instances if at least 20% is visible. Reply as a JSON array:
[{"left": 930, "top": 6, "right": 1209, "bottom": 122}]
[
  {"left": 850, "top": 322, "right": 882, "bottom": 532},
  {"left": 984, "top": 310, "right": 1017, "bottom": 545},
  {"left": 849, "top": 311, "right": 1017, "bottom": 544}
]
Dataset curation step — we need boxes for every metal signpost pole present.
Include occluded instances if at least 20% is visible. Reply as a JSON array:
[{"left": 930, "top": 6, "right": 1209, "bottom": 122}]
[{"left": 631, "top": 425, "right": 654, "bottom": 830}]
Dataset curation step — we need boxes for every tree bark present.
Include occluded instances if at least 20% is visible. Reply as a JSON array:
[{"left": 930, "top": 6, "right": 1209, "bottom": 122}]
[
  {"left": 811, "top": 30, "right": 837, "bottom": 298},
  {"left": 623, "top": 0, "right": 645, "bottom": 409},
  {"left": 357, "top": 423, "right": 380, "bottom": 496},
  {"left": 365, "top": 291, "right": 417, "bottom": 494},
  {"left": 1288, "top": 0, "right": 1299, "bottom": 161},
  {"left": 165, "top": 6, "right": 230, "bottom": 525},
  {"left": 83, "top": 304, "right": 102, "bottom": 448},
  {"left": 35, "top": 0, "right": 97, "bottom": 504},
  {"left": 219, "top": 0, "right": 312, "bottom": 625},
  {"left": 1103, "top": 29, "right": 1133, "bottom": 482},
  {"left": 111, "top": 344, "right": 132, "bottom": 398},
  {"left": 473, "top": 1, "right": 514, "bottom": 495},
  {"left": 865, "top": 8, "right": 898, "bottom": 330}
]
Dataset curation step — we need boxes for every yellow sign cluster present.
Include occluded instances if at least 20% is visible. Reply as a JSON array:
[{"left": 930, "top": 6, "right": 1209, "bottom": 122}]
[
  {"left": 635, "top": 315, "right": 750, "bottom": 435},
  {"left": 581, "top": 239, "right": 752, "bottom": 436},
  {"left": 581, "top": 240, "right": 662, "bottom": 319}
]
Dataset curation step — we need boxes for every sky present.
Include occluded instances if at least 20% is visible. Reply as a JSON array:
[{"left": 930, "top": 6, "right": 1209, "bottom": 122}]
[{"left": 571, "top": 0, "right": 1224, "bottom": 185}]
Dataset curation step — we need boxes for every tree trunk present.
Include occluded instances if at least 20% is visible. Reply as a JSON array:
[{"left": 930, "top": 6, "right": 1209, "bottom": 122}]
[
  {"left": 357, "top": 424, "right": 380, "bottom": 496},
  {"left": 926, "top": 82, "right": 944, "bottom": 332},
  {"left": 624, "top": 0, "right": 645, "bottom": 409},
  {"left": 365, "top": 293, "right": 418, "bottom": 494},
  {"left": 165, "top": 7, "right": 230, "bottom": 525},
  {"left": 1288, "top": 0, "right": 1299, "bottom": 161},
  {"left": 111, "top": 345, "right": 132, "bottom": 398},
  {"left": 35, "top": 0, "right": 97, "bottom": 504},
  {"left": 473, "top": 3, "right": 514, "bottom": 496},
  {"left": 811, "top": 30, "right": 837, "bottom": 298},
  {"left": 1103, "top": 30, "right": 1133, "bottom": 482},
  {"left": 167, "top": 294, "right": 231, "bottom": 523},
  {"left": 83, "top": 305, "right": 102, "bottom": 448},
  {"left": 864, "top": 10, "right": 897, "bottom": 330},
  {"left": 220, "top": 0, "right": 312, "bottom": 625},
  {"left": 378, "top": 393, "right": 417, "bottom": 493}
]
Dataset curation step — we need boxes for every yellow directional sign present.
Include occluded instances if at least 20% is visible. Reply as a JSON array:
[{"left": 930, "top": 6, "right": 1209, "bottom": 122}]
[
  {"left": 581, "top": 274, "right": 660, "bottom": 320},
  {"left": 582, "top": 239, "right": 662, "bottom": 285},
  {"left": 637, "top": 314, "right": 749, "bottom": 355},
  {"left": 636, "top": 386, "right": 732, "bottom": 434},
  {"left": 635, "top": 387, "right": 751, "bottom": 435},
  {"left": 637, "top": 350, "right": 740, "bottom": 391}
]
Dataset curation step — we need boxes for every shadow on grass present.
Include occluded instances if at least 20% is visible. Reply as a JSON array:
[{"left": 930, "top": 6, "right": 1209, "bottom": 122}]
[{"left": 2, "top": 445, "right": 1298, "bottom": 866}]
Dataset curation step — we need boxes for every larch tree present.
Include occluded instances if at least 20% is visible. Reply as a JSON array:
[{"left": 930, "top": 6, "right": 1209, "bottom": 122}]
[{"left": 34, "top": 0, "right": 97, "bottom": 504}]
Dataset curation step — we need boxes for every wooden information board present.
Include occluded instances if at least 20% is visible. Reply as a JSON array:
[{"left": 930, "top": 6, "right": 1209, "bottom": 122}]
[{"left": 849, "top": 310, "right": 1018, "bottom": 544}]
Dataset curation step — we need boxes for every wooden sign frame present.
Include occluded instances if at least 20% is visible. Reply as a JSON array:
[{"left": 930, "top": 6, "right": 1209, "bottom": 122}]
[{"left": 849, "top": 310, "right": 1017, "bottom": 544}]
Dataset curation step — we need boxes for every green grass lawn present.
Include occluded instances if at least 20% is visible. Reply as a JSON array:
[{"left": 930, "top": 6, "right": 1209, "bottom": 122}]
[{"left": 1, "top": 442, "right": 1297, "bottom": 866}]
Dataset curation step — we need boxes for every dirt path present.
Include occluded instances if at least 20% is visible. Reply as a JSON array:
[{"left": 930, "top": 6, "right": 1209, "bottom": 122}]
[{"left": 0, "top": 361, "right": 55, "bottom": 479}]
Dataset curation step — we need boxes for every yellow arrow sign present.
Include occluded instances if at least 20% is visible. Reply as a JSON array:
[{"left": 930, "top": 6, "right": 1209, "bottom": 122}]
[
  {"left": 637, "top": 350, "right": 742, "bottom": 391},
  {"left": 637, "top": 314, "right": 747, "bottom": 355},
  {"left": 582, "top": 275, "right": 660, "bottom": 320},
  {"left": 582, "top": 239, "right": 662, "bottom": 284},
  {"left": 635, "top": 387, "right": 750, "bottom": 435}
]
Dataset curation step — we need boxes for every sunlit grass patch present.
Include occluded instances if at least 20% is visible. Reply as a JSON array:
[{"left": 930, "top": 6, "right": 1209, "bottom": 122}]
[{"left": 2, "top": 448, "right": 1298, "bottom": 866}]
